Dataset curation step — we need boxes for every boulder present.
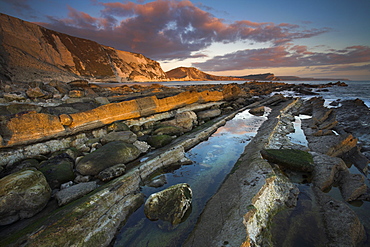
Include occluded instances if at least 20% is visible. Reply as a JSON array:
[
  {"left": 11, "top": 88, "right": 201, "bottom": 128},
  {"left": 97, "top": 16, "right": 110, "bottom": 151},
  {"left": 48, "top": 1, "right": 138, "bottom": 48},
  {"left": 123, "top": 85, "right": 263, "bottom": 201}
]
[
  {"left": 97, "top": 164, "right": 126, "bottom": 182},
  {"left": 107, "top": 121, "right": 130, "bottom": 132},
  {"left": 38, "top": 153, "right": 75, "bottom": 189},
  {"left": 249, "top": 106, "right": 265, "bottom": 116},
  {"left": 133, "top": 140, "right": 151, "bottom": 153},
  {"left": 261, "top": 149, "right": 314, "bottom": 172},
  {"left": 101, "top": 131, "right": 137, "bottom": 144},
  {"left": 76, "top": 141, "right": 141, "bottom": 176},
  {"left": 164, "top": 111, "right": 198, "bottom": 132},
  {"left": 196, "top": 108, "right": 221, "bottom": 120},
  {"left": 144, "top": 183, "right": 192, "bottom": 225},
  {"left": 147, "top": 135, "right": 173, "bottom": 148},
  {"left": 26, "top": 87, "right": 48, "bottom": 99},
  {"left": 0, "top": 168, "right": 51, "bottom": 225},
  {"left": 54, "top": 181, "right": 98, "bottom": 206}
]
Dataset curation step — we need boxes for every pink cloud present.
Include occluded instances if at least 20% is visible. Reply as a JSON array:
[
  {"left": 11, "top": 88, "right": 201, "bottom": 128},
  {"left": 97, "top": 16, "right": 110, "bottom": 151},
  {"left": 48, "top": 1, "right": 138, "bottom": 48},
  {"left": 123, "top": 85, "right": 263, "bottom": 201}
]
[
  {"left": 193, "top": 45, "right": 370, "bottom": 71},
  {"left": 38, "top": 0, "right": 330, "bottom": 60}
]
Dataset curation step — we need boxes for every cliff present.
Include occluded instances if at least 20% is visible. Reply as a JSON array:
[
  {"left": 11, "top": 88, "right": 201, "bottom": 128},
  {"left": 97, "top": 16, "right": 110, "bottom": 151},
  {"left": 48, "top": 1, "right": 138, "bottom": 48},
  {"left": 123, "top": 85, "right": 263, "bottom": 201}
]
[
  {"left": 0, "top": 13, "right": 168, "bottom": 82},
  {"left": 238, "top": 73, "right": 280, "bottom": 81},
  {"left": 166, "top": 67, "right": 243, "bottom": 81}
]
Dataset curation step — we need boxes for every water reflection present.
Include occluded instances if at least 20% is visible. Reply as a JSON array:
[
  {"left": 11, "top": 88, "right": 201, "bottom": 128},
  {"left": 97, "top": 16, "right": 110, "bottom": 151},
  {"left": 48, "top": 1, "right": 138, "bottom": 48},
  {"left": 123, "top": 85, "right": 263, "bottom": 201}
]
[{"left": 113, "top": 108, "right": 270, "bottom": 247}]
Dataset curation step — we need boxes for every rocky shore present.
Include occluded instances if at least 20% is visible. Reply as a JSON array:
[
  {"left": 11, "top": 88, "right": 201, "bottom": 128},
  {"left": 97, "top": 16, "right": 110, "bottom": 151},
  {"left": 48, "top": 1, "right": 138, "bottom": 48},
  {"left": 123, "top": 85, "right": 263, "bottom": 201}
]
[{"left": 0, "top": 79, "right": 369, "bottom": 246}]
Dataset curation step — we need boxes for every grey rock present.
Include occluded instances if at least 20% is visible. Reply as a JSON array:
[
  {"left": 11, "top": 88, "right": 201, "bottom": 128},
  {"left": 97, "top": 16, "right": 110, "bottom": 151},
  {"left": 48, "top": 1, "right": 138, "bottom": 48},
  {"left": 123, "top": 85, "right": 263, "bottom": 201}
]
[
  {"left": 76, "top": 141, "right": 141, "bottom": 176},
  {"left": 339, "top": 171, "right": 367, "bottom": 202},
  {"left": 0, "top": 168, "right": 51, "bottom": 225},
  {"left": 133, "top": 140, "right": 151, "bottom": 153},
  {"left": 101, "top": 131, "right": 137, "bottom": 144},
  {"left": 164, "top": 111, "right": 198, "bottom": 132},
  {"left": 95, "top": 96, "right": 110, "bottom": 105},
  {"left": 197, "top": 108, "right": 221, "bottom": 120},
  {"left": 311, "top": 152, "right": 347, "bottom": 192},
  {"left": 55, "top": 181, "right": 98, "bottom": 206},
  {"left": 144, "top": 183, "right": 192, "bottom": 225},
  {"left": 97, "top": 164, "right": 126, "bottom": 182}
]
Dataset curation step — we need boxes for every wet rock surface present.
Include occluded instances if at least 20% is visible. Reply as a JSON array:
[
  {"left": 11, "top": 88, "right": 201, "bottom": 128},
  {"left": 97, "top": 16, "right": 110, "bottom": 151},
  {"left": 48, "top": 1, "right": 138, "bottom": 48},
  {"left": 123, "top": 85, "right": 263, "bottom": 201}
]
[{"left": 144, "top": 183, "right": 192, "bottom": 225}]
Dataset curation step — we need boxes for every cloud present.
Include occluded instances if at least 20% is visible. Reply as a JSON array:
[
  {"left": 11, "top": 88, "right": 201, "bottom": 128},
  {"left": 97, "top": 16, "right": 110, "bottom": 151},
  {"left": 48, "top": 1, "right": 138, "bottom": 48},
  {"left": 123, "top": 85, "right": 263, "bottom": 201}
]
[
  {"left": 193, "top": 45, "right": 370, "bottom": 71},
  {"left": 38, "top": 0, "right": 330, "bottom": 60}
]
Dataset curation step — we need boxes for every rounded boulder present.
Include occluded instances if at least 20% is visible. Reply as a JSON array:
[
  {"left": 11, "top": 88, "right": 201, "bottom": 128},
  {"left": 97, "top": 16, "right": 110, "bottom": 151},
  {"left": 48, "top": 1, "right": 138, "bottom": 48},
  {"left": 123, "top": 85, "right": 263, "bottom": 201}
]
[
  {"left": 76, "top": 141, "right": 141, "bottom": 176},
  {"left": 0, "top": 168, "right": 51, "bottom": 225}
]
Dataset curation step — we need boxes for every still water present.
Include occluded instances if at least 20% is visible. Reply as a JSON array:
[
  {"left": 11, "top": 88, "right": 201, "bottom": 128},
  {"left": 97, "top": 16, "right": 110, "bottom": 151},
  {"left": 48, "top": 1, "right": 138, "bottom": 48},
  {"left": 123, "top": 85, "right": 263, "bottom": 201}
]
[{"left": 113, "top": 108, "right": 270, "bottom": 247}]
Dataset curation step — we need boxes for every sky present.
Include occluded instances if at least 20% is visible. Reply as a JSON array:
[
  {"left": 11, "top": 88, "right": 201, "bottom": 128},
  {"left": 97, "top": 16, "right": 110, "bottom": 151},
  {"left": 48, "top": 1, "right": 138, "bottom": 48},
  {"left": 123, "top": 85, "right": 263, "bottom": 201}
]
[{"left": 0, "top": 0, "right": 369, "bottom": 80}]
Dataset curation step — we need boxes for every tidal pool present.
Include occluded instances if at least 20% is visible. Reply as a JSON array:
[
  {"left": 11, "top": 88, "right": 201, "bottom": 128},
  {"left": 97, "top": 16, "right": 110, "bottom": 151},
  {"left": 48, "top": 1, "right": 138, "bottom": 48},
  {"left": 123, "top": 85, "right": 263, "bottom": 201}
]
[{"left": 113, "top": 108, "right": 270, "bottom": 247}]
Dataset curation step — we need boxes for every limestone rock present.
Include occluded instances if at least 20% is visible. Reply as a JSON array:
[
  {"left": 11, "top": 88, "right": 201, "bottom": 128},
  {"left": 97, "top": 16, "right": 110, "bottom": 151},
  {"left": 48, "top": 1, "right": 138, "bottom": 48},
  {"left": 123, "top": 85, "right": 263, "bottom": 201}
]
[
  {"left": 76, "top": 141, "right": 141, "bottom": 176},
  {"left": 133, "top": 140, "right": 151, "bottom": 153},
  {"left": 339, "top": 171, "right": 367, "bottom": 202},
  {"left": 144, "top": 183, "right": 192, "bottom": 225},
  {"left": 97, "top": 164, "right": 126, "bottom": 182},
  {"left": 313, "top": 187, "right": 366, "bottom": 246},
  {"left": 55, "top": 181, "right": 98, "bottom": 206},
  {"left": 38, "top": 153, "right": 75, "bottom": 189},
  {"left": 164, "top": 111, "right": 198, "bottom": 132},
  {"left": 196, "top": 108, "right": 221, "bottom": 120},
  {"left": 311, "top": 152, "right": 347, "bottom": 191},
  {"left": 0, "top": 168, "right": 51, "bottom": 225},
  {"left": 101, "top": 131, "right": 137, "bottom": 144}
]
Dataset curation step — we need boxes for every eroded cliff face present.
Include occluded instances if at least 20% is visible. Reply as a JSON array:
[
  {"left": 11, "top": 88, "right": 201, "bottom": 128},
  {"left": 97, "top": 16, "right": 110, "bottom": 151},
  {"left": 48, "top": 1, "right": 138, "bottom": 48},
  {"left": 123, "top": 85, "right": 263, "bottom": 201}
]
[{"left": 0, "top": 13, "right": 168, "bottom": 82}]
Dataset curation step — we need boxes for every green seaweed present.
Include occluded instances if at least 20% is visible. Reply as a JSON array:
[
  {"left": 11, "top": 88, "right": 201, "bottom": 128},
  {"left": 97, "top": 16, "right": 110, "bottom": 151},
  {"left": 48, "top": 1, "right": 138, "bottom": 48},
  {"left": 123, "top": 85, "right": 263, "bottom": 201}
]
[{"left": 261, "top": 149, "right": 314, "bottom": 172}]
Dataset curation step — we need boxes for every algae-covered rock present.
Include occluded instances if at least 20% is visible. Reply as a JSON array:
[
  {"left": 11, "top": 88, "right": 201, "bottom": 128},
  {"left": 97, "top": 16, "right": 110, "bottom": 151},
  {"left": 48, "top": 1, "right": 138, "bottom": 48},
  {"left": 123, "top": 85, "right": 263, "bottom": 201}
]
[
  {"left": 261, "top": 149, "right": 314, "bottom": 172},
  {"left": 147, "top": 135, "right": 173, "bottom": 148},
  {"left": 76, "top": 141, "right": 141, "bottom": 176},
  {"left": 144, "top": 183, "right": 192, "bottom": 225},
  {"left": 38, "top": 153, "right": 75, "bottom": 189},
  {"left": 0, "top": 168, "right": 51, "bottom": 225}
]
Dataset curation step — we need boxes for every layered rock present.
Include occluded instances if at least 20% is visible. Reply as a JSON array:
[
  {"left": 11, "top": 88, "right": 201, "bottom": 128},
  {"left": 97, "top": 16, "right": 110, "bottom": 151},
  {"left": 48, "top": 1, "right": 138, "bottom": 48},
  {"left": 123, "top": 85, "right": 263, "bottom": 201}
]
[
  {"left": 0, "top": 13, "right": 168, "bottom": 82},
  {"left": 0, "top": 89, "right": 231, "bottom": 148}
]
